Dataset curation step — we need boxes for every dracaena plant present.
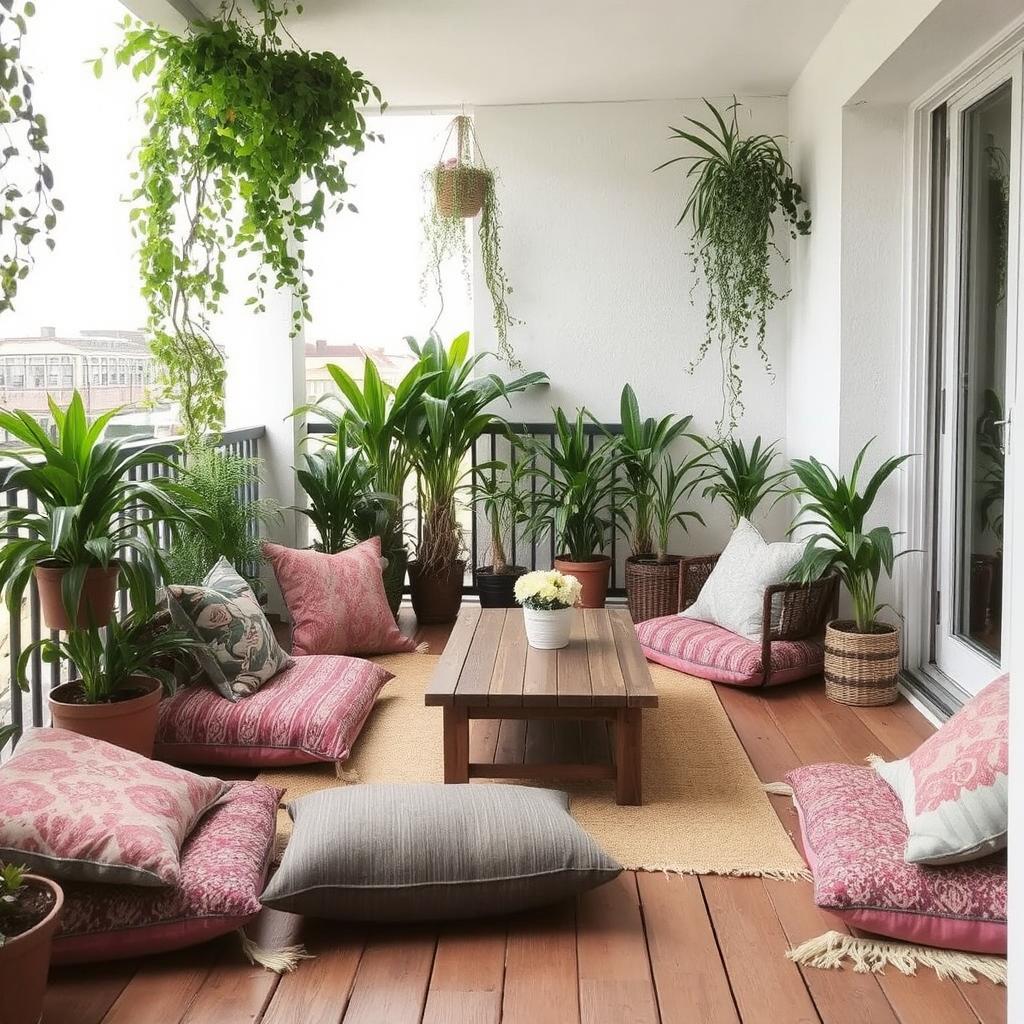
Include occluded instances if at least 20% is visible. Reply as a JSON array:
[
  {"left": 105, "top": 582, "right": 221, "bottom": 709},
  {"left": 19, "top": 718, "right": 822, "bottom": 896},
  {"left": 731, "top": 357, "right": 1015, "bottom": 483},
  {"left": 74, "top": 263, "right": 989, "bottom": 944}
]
[
  {"left": 615, "top": 384, "right": 693, "bottom": 557},
  {"left": 0, "top": 392, "right": 184, "bottom": 621},
  {"left": 696, "top": 435, "right": 789, "bottom": 526},
  {"left": 787, "top": 439, "right": 913, "bottom": 634},
  {"left": 650, "top": 454, "right": 706, "bottom": 563},
  {"left": 470, "top": 454, "right": 535, "bottom": 575}
]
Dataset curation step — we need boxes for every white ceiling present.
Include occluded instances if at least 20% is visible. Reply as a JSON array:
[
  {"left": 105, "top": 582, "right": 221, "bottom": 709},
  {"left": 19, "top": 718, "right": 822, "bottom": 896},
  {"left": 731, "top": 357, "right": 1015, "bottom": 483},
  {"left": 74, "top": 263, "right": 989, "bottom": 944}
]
[{"left": 188, "top": 0, "right": 852, "bottom": 107}]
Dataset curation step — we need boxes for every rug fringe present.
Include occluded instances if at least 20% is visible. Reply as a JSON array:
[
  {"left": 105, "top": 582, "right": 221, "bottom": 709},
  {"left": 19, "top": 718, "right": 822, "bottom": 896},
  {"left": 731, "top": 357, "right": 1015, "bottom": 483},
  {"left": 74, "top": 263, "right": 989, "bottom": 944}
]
[
  {"left": 762, "top": 781, "right": 794, "bottom": 796},
  {"left": 335, "top": 762, "right": 361, "bottom": 782},
  {"left": 865, "top": 753, "right": 885, "bottom": 768},
  {"left": 415, "top": 641, "right": 430, "bottom": 654},
  {"left": 786, "top": 931, "right": 1007, "bottom": 985},
  {"left": 237, "top": 930, "right": 314, "bottom": 973},
  {"left": 627, "top": 864, "right": 812, "bottom": 882}
]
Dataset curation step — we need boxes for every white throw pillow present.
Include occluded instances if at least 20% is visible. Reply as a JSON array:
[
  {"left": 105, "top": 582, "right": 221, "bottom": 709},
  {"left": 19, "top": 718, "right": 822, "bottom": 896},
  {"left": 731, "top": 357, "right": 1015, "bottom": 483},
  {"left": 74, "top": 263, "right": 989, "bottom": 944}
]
[{"left": 680, "top": 518, "right": 804, "bottom": 640}]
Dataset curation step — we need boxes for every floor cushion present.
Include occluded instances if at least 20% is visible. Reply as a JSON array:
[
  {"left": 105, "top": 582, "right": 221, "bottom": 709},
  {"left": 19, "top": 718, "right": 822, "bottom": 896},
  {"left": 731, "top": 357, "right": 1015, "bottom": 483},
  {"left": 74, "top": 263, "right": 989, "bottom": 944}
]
[
  {"left": 164, "top": 558, "right": 292, "bottom": 701},
  {"left": 263, "top": 537, "right": 416, "bottom": 657},
  {"left": 636, "top": 614, "right": 823, "bottom": 686},
  {"left": 0, "top": 728, "right": 229, "bottom": 887},
  {"left": 261, "top": 784, "right": 622, "bottom": 921},
  {"left": 787, "top": 762, "right": 1006, "bottom": 955},
  {"left": 154, "top": 655, "right": 393, "bottom": 767},
  {"left": 52, "top": 781, "right": 279, "bottom": 964},
  {"left": 872, "top": 673, "right": 1008, "bottom": 865}
]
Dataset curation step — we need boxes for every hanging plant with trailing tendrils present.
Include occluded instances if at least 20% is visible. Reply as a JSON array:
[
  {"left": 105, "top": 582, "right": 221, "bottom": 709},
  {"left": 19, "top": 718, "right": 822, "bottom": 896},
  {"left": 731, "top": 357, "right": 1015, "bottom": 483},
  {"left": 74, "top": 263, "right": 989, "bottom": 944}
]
[
  {"left": 656, "top": 98, "right": 810, "bottom": 436},
  {"left": 99, "top": 0, "right": 383, "bottom": 434}
]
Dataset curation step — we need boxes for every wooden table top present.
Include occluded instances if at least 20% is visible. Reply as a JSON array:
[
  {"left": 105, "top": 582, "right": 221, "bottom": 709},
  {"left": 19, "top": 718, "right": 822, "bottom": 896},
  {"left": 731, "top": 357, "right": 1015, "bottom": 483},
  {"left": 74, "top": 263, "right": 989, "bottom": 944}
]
[{"left": 424, "top": 607, "right": 658, "bottom": 709}]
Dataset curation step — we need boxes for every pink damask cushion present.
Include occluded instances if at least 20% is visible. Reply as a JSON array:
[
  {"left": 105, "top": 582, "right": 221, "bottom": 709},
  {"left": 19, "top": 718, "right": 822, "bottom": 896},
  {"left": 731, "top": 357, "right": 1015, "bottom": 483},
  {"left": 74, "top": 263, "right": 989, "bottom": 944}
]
[
  {"left": 636, "top": 615, "right": 823, "bottom": 687},
  {"left": 155, "top": 655, "right": 393, "bottom": 767},
  {"left": 263, "top": 537, "right": 416, "bottom": 657},
  {"left": 788, "top": 762, "right": 1006, "bottom": 955},
  {"left": 53, "top": 781, "right": 279, "bottom": 964},
  {"left": 0, "top": 729, "right": 229, "bottom": 888},
  {"left": 873, "top": 674, "right": 1008, "bottom": 865}
]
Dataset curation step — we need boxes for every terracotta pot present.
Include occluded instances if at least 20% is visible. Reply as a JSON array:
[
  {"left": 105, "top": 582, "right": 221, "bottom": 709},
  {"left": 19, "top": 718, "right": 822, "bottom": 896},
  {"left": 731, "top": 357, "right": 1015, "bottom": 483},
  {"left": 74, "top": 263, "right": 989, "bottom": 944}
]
[
  {"left": 823, "top": 620, "right": 900, "bottom": 707},
  {"left": 0, "top": 875, "right": 63, "bottom": 1024},
  {"left": 435, "top": 165, "right": 489, "bottom": 218},
  {"left": 474, "top": 565, "right": 526, "bottom": 608},
  {"left": 624, "top": 555, "right": 683, "bottom": 622},
  {"left": 553, "top": 555, "right": 612, "bottom": 609},
  {"left": 49, "top": 676, "right": 162, "bottom": 756},
  {"left": 34, "top": 560, "right": 120, "bottom": 631},
  {"left": 381, "top": 545, "right": 408, "bottom": 619},
  {"left": 408, "top": 559, "right": 466, "bottom": 624}
]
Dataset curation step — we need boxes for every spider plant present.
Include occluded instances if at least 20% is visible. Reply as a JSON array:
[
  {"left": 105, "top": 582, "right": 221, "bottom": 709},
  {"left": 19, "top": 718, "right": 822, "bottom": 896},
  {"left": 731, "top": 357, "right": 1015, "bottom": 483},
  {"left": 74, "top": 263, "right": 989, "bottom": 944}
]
[
  {"left": 696, "top": 435, "right": 789, "bottom": 526},
  {"left": 650, "top": 454, "right": 706, "bottom": 564},
  {"left": 470, "top": 454, "right": 535, "bottom": 575},
  {"left": 787, "top": 439, "right": 913, "bottom": 634},
  {"left": 615, "top": 384, "right": 692, "bottom": 556}
]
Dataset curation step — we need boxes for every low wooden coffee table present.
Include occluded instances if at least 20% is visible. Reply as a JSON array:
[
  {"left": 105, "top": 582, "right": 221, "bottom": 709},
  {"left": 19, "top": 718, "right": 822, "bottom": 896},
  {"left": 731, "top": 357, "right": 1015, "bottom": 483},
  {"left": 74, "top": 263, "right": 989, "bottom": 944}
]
[{"left": 424, "top": 607, "right": 658, "bottom": 805}]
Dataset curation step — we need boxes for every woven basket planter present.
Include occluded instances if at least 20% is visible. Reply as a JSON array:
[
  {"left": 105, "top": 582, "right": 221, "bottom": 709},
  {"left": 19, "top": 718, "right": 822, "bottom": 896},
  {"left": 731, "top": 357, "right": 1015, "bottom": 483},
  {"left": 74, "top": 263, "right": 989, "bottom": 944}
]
[
  {"left": 624, "top": 555, "right": 682, "bottom": 623},
  {"left": 435, "top": 165, "right": 489, "bottom": 218},
  {"left": 823, "top": 620, "right": 900, "bottom": 706}
]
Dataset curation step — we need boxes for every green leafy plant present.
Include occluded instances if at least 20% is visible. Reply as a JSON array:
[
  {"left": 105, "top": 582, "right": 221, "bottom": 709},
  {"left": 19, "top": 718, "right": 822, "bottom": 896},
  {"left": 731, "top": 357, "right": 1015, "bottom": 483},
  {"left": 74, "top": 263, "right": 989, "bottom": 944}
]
[
  {"left": 0, "top": 861, "right": 29, "bottom": 946},
  {"left": 102, "top": 0, "right": 382, "bottom": 432},
  {"left": 615, "top": 384, "right": 692, "bottom": 556},
  {"left": 696, "top": 435, "right": 789, "bottom": 526},
  {"left": 402, "top": 332, "right": 547, "bottom": 573},
  {"left": 0, "top": 0, "right": 62, "bottom": 313},
  {"left": 0, "top": 392, "right": 182, "bottom": 621},
  {"left": 787, "top": 439, "right": 912, "bottom": 633},
  {"left": 422, "top": 115, "right": 521, "bottom": 367},
  {"left": 655, "top": 98, "right": 810, "bottom": 435},
  {"left": 0, "top": 724, "right": 16, "bottom": 751},
  {"left": 471, "top": 454, "right": 535, "bottom": 574},
  {"left": 649, "top": 455, "right": 705, "bottom": 563}
]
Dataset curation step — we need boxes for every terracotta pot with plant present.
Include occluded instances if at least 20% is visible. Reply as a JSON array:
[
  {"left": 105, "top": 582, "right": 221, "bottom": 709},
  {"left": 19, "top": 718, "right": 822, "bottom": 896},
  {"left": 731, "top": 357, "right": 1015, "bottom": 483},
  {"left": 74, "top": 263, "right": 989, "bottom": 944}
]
[
  {"left": 0, "top": 862, "right": 63, "bottom": 1024},
  {"left": 788, "top": 440, "right": 914, "bottom": 707}
]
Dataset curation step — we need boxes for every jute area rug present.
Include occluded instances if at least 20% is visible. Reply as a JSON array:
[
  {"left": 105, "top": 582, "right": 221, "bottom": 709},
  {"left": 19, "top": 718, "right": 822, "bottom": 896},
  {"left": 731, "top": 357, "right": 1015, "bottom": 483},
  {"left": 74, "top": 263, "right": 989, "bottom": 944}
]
[{"left": 257, "top": 652, "right": 810, "bottom": 880}]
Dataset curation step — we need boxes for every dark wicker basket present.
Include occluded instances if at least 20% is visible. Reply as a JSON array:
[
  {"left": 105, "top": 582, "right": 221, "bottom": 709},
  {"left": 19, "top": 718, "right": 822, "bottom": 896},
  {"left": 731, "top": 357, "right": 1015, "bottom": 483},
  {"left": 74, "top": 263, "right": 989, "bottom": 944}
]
[{"left": 625, "top": 555, "right": 682, "bottom": 623}]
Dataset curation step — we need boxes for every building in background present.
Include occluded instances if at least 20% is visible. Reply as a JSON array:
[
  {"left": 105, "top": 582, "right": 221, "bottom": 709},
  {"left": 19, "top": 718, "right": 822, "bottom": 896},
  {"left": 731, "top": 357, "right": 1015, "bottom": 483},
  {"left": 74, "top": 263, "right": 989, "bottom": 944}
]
[{"left": 305, "top": 338, "right": 419, "bottom": 402}]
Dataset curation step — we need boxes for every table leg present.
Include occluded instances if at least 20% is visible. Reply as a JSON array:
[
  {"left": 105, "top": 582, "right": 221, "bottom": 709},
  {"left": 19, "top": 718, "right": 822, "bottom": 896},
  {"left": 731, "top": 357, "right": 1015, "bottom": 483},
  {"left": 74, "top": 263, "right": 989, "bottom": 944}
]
[
  {"left": 615, "top": 708, "right": 642, "bottom": 805},
  {"left": 443, "top": 706, "right": 470, "bottom": 784}
]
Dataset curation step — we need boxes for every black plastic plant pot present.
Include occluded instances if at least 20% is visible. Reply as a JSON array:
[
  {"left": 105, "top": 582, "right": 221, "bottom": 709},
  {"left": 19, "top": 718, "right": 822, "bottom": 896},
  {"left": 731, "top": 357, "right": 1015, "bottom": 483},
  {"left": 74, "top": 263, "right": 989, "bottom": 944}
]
[{"left": 474, "top": 565, "right": 527, "bottom": 608}]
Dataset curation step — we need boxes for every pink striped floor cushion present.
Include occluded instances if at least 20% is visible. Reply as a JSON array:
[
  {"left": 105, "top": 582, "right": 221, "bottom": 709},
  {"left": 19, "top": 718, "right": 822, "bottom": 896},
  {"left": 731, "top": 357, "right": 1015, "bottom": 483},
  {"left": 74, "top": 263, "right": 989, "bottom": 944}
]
[
  {"left": 53, "top": 781, "right": 279, "bottom": 964},
  {"left": 788, "top": 763, "right": 1006, "bottom": 955},
  {"left": 635, "top": 614, "right": 823, "bottom": 687},
  {"left": 155, "top": 655, "right": 393, "bottom": 767}
]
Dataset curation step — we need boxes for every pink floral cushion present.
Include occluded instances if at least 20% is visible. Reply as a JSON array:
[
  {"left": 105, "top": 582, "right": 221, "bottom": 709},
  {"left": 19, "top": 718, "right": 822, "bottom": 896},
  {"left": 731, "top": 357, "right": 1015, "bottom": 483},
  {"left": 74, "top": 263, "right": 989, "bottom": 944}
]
[
  {"left": 155, "top": 655, "right": 393, "bottom": 767},
  {"left": 263, "top": 537, "right": 416, "bottom": 657},
  {"left": 873, "top": 674, "right": 1008, "bottom": 865},
  {"left": 636, "top": 615, "right": 823, "bottom": 687},
  {"left": 788, "top": 762, "right": 1006, "bottom": 955},
  {"left": 53, "top": 781, "right": 279, "bottom": 964},
  {"left": 0, "top": 729, "right": 229, "bottom": 888}
]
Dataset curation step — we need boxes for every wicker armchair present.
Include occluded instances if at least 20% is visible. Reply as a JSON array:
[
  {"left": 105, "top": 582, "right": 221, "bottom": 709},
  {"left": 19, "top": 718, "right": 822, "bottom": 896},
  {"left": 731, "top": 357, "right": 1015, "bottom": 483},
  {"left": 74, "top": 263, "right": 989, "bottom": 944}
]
[{"left": 677, "top": 554, "right": 839, "bottom": 686}]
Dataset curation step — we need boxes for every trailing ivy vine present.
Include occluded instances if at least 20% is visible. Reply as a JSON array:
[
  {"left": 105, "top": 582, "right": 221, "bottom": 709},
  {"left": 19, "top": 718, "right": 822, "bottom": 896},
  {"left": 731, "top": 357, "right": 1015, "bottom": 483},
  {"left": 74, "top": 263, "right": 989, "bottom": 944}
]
[
  {"left": 0, "top": 0, "right": 62, "bottom": 313},
  {"left": 656, "top": 98, "right": 810, "bottom": 436},
  {"left": 101, "top": 0, "right": 382, "bottom": 433}
]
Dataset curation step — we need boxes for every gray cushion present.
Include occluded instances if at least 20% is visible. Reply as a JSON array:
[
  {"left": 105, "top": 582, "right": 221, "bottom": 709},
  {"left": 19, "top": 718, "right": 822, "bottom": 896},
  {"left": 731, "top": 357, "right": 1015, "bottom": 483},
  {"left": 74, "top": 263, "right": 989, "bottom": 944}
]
[{"left": 260, "top": 783, "right": 621, "bottom": 921}]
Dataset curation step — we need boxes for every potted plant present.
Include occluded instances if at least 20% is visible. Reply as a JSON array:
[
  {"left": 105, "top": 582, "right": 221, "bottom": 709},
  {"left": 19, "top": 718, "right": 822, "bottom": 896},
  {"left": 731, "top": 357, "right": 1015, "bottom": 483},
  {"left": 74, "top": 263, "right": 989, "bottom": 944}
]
[
  {"left": 423, "top": 115, "right": 521, "bottom": 368},
  {"left": 528, "top": 408, "right": 625, "bottom": 609},
  {"left": 0, "top": 393, "right": 184, "bottom": 630},
  {"left": 0, "top": 863, "right": 63, "bottom": 1024},
  {"left": 655, "top": 98, "right": 811, "bottom": 435},
  {"left": 787, "top": 440, "right": 913, "bottom": 707},
  {"left": 471, "top": 455, "right": 535, "bottom": 608},
  {"left": 402, "top": 333, "right": 547, "bottom": 623},
  {"left": 696, "top": 435, "right": 790, "bottom": 526},
  {"left": 17, "top": 583, "right": 202, "bottom": 756},
  {"left": 514, "top": 570, "right": 583, "bottom": 650}
]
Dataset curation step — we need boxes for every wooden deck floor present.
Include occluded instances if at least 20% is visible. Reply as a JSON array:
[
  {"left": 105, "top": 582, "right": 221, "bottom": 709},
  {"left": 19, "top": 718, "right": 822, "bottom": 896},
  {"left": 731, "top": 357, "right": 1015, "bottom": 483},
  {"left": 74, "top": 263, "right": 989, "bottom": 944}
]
[{"left": 42, "top": 613, "right": 1007, "bottom": 1024}]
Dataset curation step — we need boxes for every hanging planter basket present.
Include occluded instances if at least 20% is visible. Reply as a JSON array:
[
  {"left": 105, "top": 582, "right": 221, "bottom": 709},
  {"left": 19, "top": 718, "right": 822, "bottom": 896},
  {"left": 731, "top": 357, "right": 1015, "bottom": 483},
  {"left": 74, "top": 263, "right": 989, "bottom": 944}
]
[{"left": 431, "top": 115, "right": 492, "bottom": 219}]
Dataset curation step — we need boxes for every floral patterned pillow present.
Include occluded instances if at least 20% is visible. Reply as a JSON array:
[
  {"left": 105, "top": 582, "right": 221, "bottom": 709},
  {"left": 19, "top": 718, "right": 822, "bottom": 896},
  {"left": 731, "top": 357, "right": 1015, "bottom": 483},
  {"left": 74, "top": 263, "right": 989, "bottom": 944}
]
[
  {"left": 165, "top": 558, "right": 292, "bottom": 701},
  {"left": 873, "top": 673, "right": 1008, "bottom": 865},
  {"left": 0, "top": 728, "right": 229, "bottom": 887}
]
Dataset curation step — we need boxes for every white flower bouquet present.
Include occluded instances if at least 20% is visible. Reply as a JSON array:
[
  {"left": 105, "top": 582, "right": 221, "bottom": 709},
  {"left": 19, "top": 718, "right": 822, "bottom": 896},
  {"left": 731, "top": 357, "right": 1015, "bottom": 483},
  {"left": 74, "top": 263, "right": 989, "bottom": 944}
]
[{"left": 514, "top": 570, "right": 581, "bottom": 648}]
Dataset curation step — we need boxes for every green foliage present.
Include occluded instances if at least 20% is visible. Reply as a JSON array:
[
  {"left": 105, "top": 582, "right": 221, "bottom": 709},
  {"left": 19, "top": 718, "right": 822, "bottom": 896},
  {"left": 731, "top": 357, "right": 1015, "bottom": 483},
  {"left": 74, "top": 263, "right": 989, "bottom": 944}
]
[
  {"left": 0, "top": 860, "right": 28, "bottom": 943},
  {"left": 102, "top": 1, "right": 382, "bottom": 433},
  {"left": 163, "top": 438, "right": 277, "bottom": 588},
  {"left": 696, "top": 434, "right": 789, "bottom": 526},
  {"left": 976, "top": 388, "right": 1004, "bottom": 542},
  {"left": 787, "top": 439, "right": 913, "bottom": 633},
  {"left": 615, "top": 384, "right": 693, "bottom": 556},
  {"left": 655, "top": 99, "right": 810, "bottom": 435},
  {"left": 649, "top": 455, "right": 705, "bottom": 563},
  {"left": 0, "top": 724, "right": 15, "bottom": 750},
  {"left": 0, "top": 0, "right": 62, "bottom": 313},
  {"left": 471, "top": 454, "right": 535, "bottom": 574},
  {"left": 0, "top": 392, "right": 184, "bottom": 621}
]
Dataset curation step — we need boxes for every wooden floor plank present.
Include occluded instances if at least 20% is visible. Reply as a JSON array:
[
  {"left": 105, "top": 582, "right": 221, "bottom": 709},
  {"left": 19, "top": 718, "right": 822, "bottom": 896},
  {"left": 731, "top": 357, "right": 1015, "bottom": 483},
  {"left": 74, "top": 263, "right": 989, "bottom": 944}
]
[
  {"left": 636, "top": 871, "right": 739, "bottom": 1024},
  {"left": 576, "top": 873, "right": 659, "bottom": 1024},
  {"left": 952, "top": 977, "right": 1008, "bottom": 1024},
  {"left": 470, "top": 717, "right": 502, "bottom": 764},
  {"left": 421, "top": 920, "right": 506, "bottom": 1024},
  {"left": 502, "top": 902, "right": 580, "bottom": 1024},
  {"left": 99, "top": 944, "right": 216, "bottom": 1024},
  {"left": 759, "top": 685, "right": 849, "bottom": 766},
  {"left": 797, "top": 688, "right": 897, "bottom": 762},
  {"left": 342, "top": 926, "right": 437, "bottom": 1024},
  {"left": 867, "top": 966, "right": 984, "bottom": 1024},
  {"left": 713, "top": 683, "right": 802, "bottom": 782},
  {"left": 43, "top": 961, "right": 138, "bottom": 1024},
  {"left": 850, "top": 700, "right": 934, "bottom": 759},
  {"left": 701, "top": 876, "right": 819, "bottom": 1024}
]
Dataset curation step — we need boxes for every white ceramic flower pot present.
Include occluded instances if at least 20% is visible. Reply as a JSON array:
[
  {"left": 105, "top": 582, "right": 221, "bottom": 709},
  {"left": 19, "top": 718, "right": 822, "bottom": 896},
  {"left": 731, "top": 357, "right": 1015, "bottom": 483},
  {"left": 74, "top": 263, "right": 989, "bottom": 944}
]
[{"left": 523, "top": 606, "right": 573, "bottom": 650}]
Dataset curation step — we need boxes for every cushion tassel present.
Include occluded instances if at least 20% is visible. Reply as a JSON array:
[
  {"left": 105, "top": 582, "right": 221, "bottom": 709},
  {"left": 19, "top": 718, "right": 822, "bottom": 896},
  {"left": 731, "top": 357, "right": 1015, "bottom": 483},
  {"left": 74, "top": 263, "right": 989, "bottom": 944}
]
[
  {"left": 415, "top": 641, "right": 430, "bottom": 654},
  {"left": 335, "top": 762, "right": 361, "bottom": 782},
  {"left": 762, "top": 781, "right": 794, "bottom": 797},
  {"left": 786, "top": 930, "right": 1007, "bottom": 985},
  {"left": 237, "top": 929, "right": 313, "bottom": 973}
]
